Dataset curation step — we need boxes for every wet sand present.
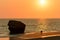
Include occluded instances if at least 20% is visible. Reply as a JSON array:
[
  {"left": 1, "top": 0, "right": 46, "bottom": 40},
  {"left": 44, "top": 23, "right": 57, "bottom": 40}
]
[
  {"left": 0, "top": 37, "right": 9, "bottom": 40},
  {"left": 10, "top": 32, "right": 60, "bottom": 40}
]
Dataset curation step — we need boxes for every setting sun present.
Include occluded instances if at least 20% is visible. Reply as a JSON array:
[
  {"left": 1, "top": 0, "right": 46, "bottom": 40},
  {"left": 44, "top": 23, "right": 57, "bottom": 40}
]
[
  {"left": 37, "top": 0, "right": 48, "bottom": 8},
  {"left": 40, "top": 0, "right": 45, "bottom": 4}
]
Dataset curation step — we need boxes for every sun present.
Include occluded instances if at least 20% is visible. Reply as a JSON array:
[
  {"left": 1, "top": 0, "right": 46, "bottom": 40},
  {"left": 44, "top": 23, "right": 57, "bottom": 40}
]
[
  {"left": 39, "top": 0, "right": 46, "bottom": 5},
  {"left": 40, "top": 0, "right": 45, "bottom": 4}
]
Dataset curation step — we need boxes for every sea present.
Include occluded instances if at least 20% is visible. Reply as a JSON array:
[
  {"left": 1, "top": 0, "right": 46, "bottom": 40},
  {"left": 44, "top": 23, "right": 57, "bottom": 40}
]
[{"left": 0, "top": 18, "right": 60, "bottom": 37}]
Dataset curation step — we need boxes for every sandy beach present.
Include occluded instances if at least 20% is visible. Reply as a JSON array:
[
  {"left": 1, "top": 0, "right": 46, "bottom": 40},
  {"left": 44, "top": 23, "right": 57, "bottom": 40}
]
[
  {"left": 10, "top": 32, "right": 60, "bottom": 40},
  {"left": 0, "top": 37, "right": 9, "bottom": 40}
]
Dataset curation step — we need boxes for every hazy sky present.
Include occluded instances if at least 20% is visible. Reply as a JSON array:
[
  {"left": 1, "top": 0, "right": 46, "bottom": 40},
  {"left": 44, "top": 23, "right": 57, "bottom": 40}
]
[{"left": 0, "top": 0, "right": 60, "bottom": 19}]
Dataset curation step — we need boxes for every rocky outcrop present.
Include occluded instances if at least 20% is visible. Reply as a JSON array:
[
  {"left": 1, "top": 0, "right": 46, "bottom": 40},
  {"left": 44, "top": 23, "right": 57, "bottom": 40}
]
[{"left": 8, "top": 20, "right": 26, "bottom": 35}]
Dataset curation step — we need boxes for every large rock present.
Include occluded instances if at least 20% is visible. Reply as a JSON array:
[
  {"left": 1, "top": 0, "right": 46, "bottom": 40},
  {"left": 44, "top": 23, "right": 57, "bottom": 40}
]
[{"left": 8, "top": 20, "right": 26, "bottom": 35}]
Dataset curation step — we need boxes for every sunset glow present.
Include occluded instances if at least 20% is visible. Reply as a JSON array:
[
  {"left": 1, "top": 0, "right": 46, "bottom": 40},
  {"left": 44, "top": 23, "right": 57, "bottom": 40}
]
[{"left": 0, "top": 0, "right": 60, "bottom": 19}]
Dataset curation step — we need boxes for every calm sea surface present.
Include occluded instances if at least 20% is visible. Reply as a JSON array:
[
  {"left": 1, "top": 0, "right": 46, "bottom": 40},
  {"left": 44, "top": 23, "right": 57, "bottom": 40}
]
[{"left": 0, "top": 19, "right": 60, "bottom": 36}]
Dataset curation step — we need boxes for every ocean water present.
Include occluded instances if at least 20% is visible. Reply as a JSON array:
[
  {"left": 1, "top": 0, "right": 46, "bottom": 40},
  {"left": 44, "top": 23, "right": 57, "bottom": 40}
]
[{"left": 0, "top": 18, "right": 60, "bottom": 37}]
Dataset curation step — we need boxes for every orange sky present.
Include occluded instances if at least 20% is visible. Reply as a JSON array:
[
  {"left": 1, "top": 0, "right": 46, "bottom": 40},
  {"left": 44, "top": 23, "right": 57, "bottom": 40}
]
[{"left": 0, "top": 0, "right": 60, "bottom": 19}]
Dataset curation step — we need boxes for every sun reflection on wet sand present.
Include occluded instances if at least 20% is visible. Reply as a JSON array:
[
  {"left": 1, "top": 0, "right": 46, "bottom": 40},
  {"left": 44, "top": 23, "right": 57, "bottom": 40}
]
[
  {"left": 0, "top": 37, "right": 9, "bottom": 40},
  {"left": 18, "top": 31, "right": 60, "bottom": 39}
]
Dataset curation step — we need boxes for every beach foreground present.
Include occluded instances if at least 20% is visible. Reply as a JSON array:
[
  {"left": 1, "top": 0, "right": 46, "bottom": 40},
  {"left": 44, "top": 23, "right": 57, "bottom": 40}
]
[
  {"left": 0, "top": 37, "right": 9, "bottom": 40},
  {"left": 10, "top": 32, "right": 60, "bottom": 40}
]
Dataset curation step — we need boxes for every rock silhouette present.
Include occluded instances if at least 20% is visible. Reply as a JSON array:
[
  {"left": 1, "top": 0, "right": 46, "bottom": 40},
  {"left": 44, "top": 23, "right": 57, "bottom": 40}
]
[{"left": 8, "top": 20, "right": 26, "bottom": 35}]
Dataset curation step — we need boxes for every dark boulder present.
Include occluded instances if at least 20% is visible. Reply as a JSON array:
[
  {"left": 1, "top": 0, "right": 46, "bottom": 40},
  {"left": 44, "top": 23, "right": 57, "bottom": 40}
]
[{"left": 8, "top": 20, "right": 26, "bottom": 35}]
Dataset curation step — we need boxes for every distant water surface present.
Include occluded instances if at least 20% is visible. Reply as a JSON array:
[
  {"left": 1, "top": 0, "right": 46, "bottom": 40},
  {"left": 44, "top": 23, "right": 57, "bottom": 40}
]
[{"left": 0, "top": 19, "right": 60, "bottom": 36}]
